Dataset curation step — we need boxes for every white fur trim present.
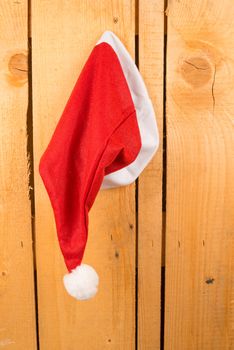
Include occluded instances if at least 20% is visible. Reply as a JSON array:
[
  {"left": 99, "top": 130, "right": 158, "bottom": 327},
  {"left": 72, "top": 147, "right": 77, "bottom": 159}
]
[
  {"left": 96, "top": 31, "right": 159, "bottom": 189},
  {"left": 63, "top": 264, "right": 99, "bottom": 300}
]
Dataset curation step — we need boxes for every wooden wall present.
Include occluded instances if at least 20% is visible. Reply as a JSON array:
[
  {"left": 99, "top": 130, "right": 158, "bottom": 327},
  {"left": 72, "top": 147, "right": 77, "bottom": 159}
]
[{"left": 0, "top": 1, "right": 233, "bottom": 349}]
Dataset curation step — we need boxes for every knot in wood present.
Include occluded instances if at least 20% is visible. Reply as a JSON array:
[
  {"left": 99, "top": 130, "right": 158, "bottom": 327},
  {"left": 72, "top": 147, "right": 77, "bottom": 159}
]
[
  {"left": 8, "top": 53, "right": 28, "bottom": 82},
  {"left": 181, "top": 57, "right": 212, "bottom": 88}
]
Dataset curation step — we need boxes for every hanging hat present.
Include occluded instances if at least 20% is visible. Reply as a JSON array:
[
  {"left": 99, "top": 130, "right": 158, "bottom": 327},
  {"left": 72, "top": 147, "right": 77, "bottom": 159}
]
[{"left": 39, "top": 31, "right": 159, "bottom": 301}]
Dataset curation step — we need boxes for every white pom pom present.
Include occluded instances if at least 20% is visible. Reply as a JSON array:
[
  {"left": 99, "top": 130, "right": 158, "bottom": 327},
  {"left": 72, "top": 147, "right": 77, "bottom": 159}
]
[{"left": 63, "top": 264, "right": 99, "bottom": 300}]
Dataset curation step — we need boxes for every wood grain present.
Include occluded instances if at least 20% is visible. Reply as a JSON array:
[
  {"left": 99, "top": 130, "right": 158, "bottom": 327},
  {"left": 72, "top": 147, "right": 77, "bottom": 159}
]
[
  {"left": 138, "top": 1, "right": 164, "bottom": 349},
  {"left": 165, "top": 1, "right": 234, "bottom": 349},
  {"left": 32, "top": 1, "right": 136, "bottom": 349},
  {"left": 0, "top": 1, "right": 37, "bottom": 349}
]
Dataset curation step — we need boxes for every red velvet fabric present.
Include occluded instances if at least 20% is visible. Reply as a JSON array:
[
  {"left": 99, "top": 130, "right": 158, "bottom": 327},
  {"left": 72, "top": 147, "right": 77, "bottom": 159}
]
[{"left": 39, "top": 42, "right": 141, "bottom": 271}]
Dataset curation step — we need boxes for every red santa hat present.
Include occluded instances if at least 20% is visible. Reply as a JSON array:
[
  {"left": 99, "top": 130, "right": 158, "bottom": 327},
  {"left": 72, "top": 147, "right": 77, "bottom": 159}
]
[{"left": 39, "top": 31, "right": 159, "bottom": 301}]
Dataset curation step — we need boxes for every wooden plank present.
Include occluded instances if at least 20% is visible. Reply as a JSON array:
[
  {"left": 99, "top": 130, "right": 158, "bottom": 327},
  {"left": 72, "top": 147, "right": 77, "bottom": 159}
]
[
  {"left": 32, "top": 1, "right": 136, "bottom": 348},
  {"left": 0, "top": 1, "right": 37, "bottom": 349},
  {"left": 165, "top": 1, "right": 234, "bottom": 349},
  {"left": 138, "top": 1, "right": 164, "bottom": 349}
]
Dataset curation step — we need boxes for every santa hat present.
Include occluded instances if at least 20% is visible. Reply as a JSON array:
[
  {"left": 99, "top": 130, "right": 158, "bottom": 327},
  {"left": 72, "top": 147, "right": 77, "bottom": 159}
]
[{"left": 39, "top": 31, "right": 159, "bottom": 301}]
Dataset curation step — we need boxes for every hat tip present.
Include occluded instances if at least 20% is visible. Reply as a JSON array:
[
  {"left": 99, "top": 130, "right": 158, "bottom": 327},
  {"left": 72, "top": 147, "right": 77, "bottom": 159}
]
[{"left": 63, "top": 264, "right": 99, "bottom": 301}]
